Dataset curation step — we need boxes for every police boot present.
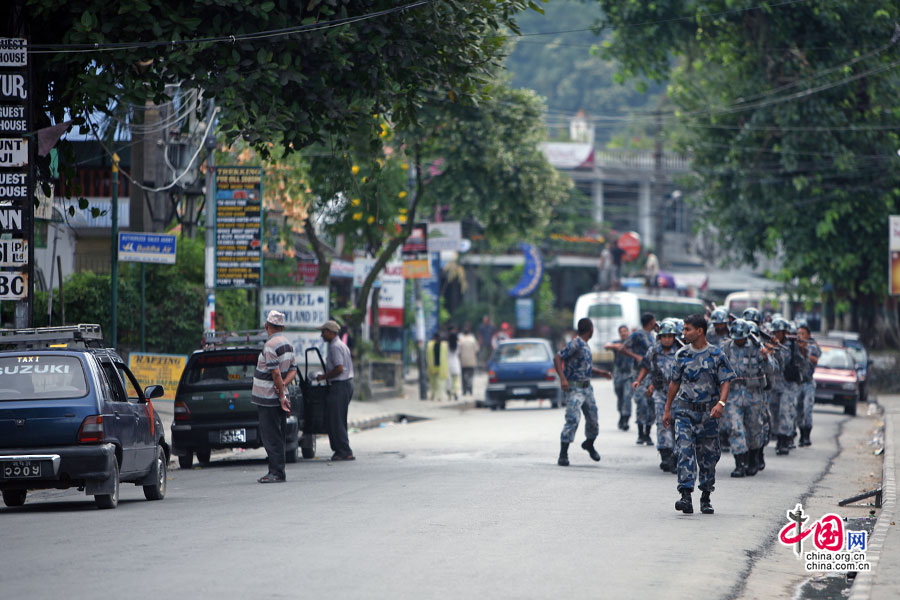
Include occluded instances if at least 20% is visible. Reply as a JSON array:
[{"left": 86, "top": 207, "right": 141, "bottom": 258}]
[
  {"left": 730, "top": 453, "right": 746, "bottom": 478},
  {"left": 675, "top": 489, "right": 693, "bottom": 514},
  {"left": 776, "top": 435, "right": 790, "bottom": 456},
  {"left": 581, "top": 438, "right": 601, "bottom": 462},
  {"left": 659, "top": 448, "right": 672, "bottom": 472},
  {"left": 636, "top": 425, "right": 646, "bottom": 445},
  {"left": 621, "top": 416, "right": 630, "bottom": 432},
  {"left": 757, "top": 446, "right": 766, "bottom": 471},
  {"left": 720, "top": 430, "right": 731, "bottom": 452},
  {"left": 800, "top": 427, "right": 812, "bottom": 447},
  {"left": 558, "top": 443, "right": 570, "bottom": 467},
  {"left": 700, "top": 491, "right": 714, "bottom": 515},
  {"left": 643, "top": 425, "right": 654, "bottom": 445},
  {"left": 788, "top": 432, "right": 797, "bottom": 450},
  {"left": 666, "top": 450, "right": 678, "bottom": 474},
  {"left": 745, "top": 449, "right": 759, "bottom": 476}
]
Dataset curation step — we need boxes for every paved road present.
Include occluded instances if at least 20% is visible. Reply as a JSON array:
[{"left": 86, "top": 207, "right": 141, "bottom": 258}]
[{"left": 1, "top": 380, "right": 853, "bottom": 599}]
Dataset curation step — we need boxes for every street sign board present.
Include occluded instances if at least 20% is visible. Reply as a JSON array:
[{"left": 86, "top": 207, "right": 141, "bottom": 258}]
[
  {"left": 214, "top": 166, "right": 263, "bottom": 288},
  {"left": 515, "top": 298, "right": 534, "bottom": 330},
  {"left": 0, "top": 38, "right": 27, "bottom": 68},
  {"left": 0, "top": 138, "right": 27, "bottom": 168},
  {"left": 402, "top": 222, "right": 430, "bottom": 279},
  {"left": 128, "top": 353, "right": 187, "bottom": 402},
  {"left": 427, "top": 221, "right": 461, "bottom": 252},
  {"left": 260, "top": 286, "right": 329, "bottom": 329},
  {"left": 0, "top": 238, "right": 26, "bottom": 267},
  {"left": 890, "top": 216, "right": 900, "bottom": 296},
  {"left": 118, "top": 232, "right": 177, "bottom": 264},
  {"left": 0, "top": 271, "right": 26, "bottom": 299}
]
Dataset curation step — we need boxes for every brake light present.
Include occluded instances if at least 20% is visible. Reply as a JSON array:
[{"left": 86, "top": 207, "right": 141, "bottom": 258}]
[
  {"left": 546, "top": 368, "right": 558, "bottom": 381},
  {"left": 488, "top": 370, "right": 498, "bottom": 384},
  {"left": 77, "top": 415, "right": 105, "bottom": 443},
  {"left": 174, "top": 400, "right": 192, "bottom": 422}
]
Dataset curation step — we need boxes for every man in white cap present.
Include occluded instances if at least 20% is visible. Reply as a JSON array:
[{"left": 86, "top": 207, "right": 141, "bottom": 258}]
[
  {"left": 318, "top": 320, "right": 355, "bottom": 460},
  {"left": 252, "top": 310, "right": 296, "bottom": 483}
]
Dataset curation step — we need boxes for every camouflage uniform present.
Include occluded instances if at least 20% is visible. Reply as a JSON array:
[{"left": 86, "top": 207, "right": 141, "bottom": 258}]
[
  {"left": 559, "top": 336, "right": 598, "bottom": 444},
  {"left": 771, "top": 342, "right": 802, "bottom": 437},
  {"left": 797, "top": 341, "right": 821, "bottom": 429},
  {"left": 613, "top": 346, "right": 636, "bottom": 420},
  {"left": 642, "top": 341, "right": 677, "bottom": 451},
  {"left": 670, "top": 343, "right": 736, "bottom": 492},
  {"left": 706, "top": 327, "right": 730, "bottom": 348},
  {"left": 625, "top": 329, "right": 656, "bottom": 427},
  {"left": 721, "top": 339, "right": 773, "bottom": 454}
]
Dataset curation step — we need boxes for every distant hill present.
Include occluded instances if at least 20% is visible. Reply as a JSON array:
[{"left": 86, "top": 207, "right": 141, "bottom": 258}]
[{"left": 504, "top": 0, "right": 664, "bottom": 146}]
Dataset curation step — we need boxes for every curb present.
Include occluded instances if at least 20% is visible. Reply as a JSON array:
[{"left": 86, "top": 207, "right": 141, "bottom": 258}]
[
  {"left": 348, "top": 400, "right": 476, "bottom": 432},
  {"left": 849, "top": 408, "right": 896, "bottom": 600}
]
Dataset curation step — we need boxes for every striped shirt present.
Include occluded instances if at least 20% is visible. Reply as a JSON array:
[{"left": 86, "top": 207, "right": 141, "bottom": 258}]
[{"left": 251, "top": 333, "right": 296, "bottom": 407}]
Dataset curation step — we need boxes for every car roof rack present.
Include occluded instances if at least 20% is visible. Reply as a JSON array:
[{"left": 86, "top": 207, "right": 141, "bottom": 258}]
[
  {"left": 0, "top": 324, "right": 106, "bottom": 349},
  {"left": 203, "top": 329, "right": 267, "bottom": 350}
]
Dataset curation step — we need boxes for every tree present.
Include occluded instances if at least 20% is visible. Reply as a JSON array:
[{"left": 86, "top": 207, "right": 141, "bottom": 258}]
[{"left": 596, "top": 0, "right": 900, "bottom": 346}]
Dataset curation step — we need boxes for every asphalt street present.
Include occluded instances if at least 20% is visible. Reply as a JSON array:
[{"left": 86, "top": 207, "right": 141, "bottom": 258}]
[{"left": 1, "top": 380, "right": 853, "bottom": 600}]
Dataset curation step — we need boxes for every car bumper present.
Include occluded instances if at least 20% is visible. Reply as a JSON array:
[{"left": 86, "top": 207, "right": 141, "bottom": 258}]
[
  {"left": 171, "top": 416, "right": 298, "bottom": 455},
  {"left": 0, "top": 443, "right": 116, "bottom": 490},
  {"left": 486, "top": 381, "right": 560, "bottom": 403},
  {"left": 815, "top": 386, "right": 858, "bottom": 406}
]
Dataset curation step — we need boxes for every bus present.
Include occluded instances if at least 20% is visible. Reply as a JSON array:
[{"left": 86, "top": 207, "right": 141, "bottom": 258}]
[
  {"left": 723, "top": 291, "right": 823, "bottom": 332},
  {"left": 573, "top": 291, "right": 706, "bottom": 364}
]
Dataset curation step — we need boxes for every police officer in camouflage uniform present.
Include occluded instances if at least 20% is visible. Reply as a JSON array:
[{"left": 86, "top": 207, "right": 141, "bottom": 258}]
[
  {"left": 555, "top": 318, "right": 613, "bottom": 466},
  {"left": 720, "top": 319, "right": 775, "bottom": 478},
  {"left": 706, "top": 308, "right": 730, "bottom": 347},
  {"left": 769, "top": 317, "right": 802, "bottom": 456},
  {"left": 633, "top": 319, "right": 679, "bottom": 473},
  {"left": 625, "top": 313, "right": 657, "bottom": 445},
  {"left": 664, "top": 314, "right": 735, "bottom": 515},
  {"left": 605, "top": 324, "right": 636, "bottom": 431},
  {"left": 796, "top": 322, "right": 820, "bottom": 447}
]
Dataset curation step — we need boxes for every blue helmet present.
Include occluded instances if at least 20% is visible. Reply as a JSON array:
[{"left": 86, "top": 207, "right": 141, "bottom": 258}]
[
  {"left": 710, "top": 308, "right": 728, "bottom": 325},
  {"left": 658, "top": 320, "right": 678, "bottom": 336},
  {"left": 748, "top": 322, "right": 760, "bottom": 336},
  {"left": 788, "top": 321, "right": 798, "bottom": 335},
  {"left": 730, "top": 318, "right": 752, "bottom": 340},
  {"left": 770, "top": 317, "right": 789, "bottom": 332},
  {"left": 742, "top": 307, "right": 762, "bottom": 325}
]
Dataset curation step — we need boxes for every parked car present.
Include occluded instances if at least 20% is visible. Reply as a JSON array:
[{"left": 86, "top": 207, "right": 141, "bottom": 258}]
[
  {"left": 0, "top": 324, "right": 168, "bottom": 509},
  {"left": 170, "top": 334, "right": 312, "bottom": 469},
  {"left": 813, "top": 344, "right": 860, "bottom": 416},
  {"left": 820, "top": 332, "right": 870, "bottom": 402},
  {"left": 485, "top": 338, "right": 563, "bottom": 410}
]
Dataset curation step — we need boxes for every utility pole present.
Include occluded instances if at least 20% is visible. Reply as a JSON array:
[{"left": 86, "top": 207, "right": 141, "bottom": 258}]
[
  {"left": 203, "top": 102, "right": 217, "bottom": 337},
  {"left": 652, "top": 110, "right": 665, "bottom": 264},
  {"left": 407, "top": 162, "right": 428, "bottom": 400},
  {"left": 110, "top": 152, "right": 120, "bottom": 348}
]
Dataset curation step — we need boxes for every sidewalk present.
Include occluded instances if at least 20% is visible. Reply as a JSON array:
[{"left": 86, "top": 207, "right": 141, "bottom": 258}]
[{"left": 851, "top": 394, "right": 899, "bottom": 600}]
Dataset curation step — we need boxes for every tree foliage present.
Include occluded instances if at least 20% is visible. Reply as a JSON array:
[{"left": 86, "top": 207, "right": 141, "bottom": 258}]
[{"left": 596, "top": 0, "right": 900, "bottom": 343}]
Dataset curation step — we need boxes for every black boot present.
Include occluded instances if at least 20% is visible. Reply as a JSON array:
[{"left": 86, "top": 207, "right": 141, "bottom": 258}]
[
  {"left": 659, "top": 448, "right": 671, "bottom": 472},
  {"left": 622, "top": 417, "right": 630, "bottom": 432},
  {"left": 776, "top": 435, "right": 790, "bottom": 456},
  {"left": 666, "top": 450, "right": 678, "bottom": 474},
  {"left": 558, "top": 442, "right": 569, "bottom": 466},
  {"left": 636, "top": 425, "right": 645, "bottom": 445},
  {"left": 720, "top": 430, "right": 731, "bottom": 452},
  {"left": 800, "top": 427, "right": 812, "bottom": 447},
  {"left": 581, "top": 438, "right": 601, "bottom": 462},
  {"left": 745, "top": 448, "right": 759, "bottom": 476},
  {"left": 730, "top": 453, "right": 746, "bottom": 478},
  {"left": 617, "top": 415, "right": 625, "bottom": 430},
  {"left": 789, "top": 432, "right": 797, "bottom": 450},
  {"left": 700, "top": 490, "right": 714, "bottom": 514},
  {"left": 757, "top": 446, "right": 766, "bottom": 471},
  {"left": 644, "top": 425, "right": 654, "bottom": 445},
  {"left": 675, "top": 489, "right": 693, "bottom": 514}
]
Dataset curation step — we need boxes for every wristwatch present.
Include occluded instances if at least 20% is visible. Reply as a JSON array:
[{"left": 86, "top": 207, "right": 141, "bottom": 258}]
[{"left": 717, "top": 400, "right": 726, "bottom": 407}]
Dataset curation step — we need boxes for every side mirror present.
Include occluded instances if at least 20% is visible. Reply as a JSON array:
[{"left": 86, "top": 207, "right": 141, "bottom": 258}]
[{"left": 143, "top": 385, "right": 165, "bottom": 400}]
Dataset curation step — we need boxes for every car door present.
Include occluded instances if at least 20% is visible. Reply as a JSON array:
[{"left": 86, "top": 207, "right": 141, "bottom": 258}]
[
  {"left": 116, "top": 362, "right": 157, "bottom": 470},
  {"left": 98, "top": 361, "right": 140, "bottom": 474}
]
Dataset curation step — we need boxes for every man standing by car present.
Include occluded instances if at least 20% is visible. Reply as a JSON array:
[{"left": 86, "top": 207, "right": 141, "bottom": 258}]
[
  {"left": 555, "top": 318, "right": 613, "bottom": 467},
  {"left": 252, "top": 310, "right": 296, "bottom": 483},
  {"left": 318, "top": 320, "right": 355, "bottom": 461}
]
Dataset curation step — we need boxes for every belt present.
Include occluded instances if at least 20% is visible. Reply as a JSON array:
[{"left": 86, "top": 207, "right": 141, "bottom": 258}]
[
  {"left": 570, "top": 380, "right": 591, "bottom": 389},
  {"left": 676, "top": 399, "right": 715, "bottom": 411}
]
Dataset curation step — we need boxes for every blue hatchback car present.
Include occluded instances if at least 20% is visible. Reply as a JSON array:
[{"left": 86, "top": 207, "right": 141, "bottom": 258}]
[
  {"left": 485, "top": 338, "right": 563, "bottom": 410},
  {"left": 0, "top": 325, "right": 168, "bottom": 509}
]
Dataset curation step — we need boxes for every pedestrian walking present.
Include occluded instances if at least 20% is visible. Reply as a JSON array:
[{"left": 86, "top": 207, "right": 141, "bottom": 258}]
[
  {"left": 447, "top": 329, "right": 461, "bottom": 401},
  {"left": 604, "top": 324, "right": 635, "bottom": 431},
  {"left": 663, "top": 314, "right": 735, "bottom": 515},
  {"left": 621, "top": 313, "right": 657, "bottom": 445},
  {"left": 633, "top": 319, "right": 679, "bottom": 473},
  {"left": 458, "top": 326, "right": 480, "bottom": 396},
  {"left": 796, "top": 323, "right": 820, "bottom": 447},
  {"left": 555, "top": 318, "right": 613, "bottom": 466},
  {"left": 642, "top": 251, "right": 660, "bottom": 294},
  {"left": 478, "top": 315, "right": 495, "bottom": 363},
  {"left": 252, "top": 310, "right": 297, "bottom": 483},
  {"left": 426, "top": 331, "right": 449, "bottom": 401},
  {"left": 720, "top": 319, "right": 774, "bottom": 478},
  {"left": 318, "top": 320, "right": 356, "bottom": 461}
]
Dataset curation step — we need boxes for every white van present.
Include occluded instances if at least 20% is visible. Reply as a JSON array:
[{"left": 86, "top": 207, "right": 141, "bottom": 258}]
[
  {"left": 573, "top": 291, "right": 706, "bottom": 364},
  {"left": 724, "top": 290, "right": 823, "bottom": 332}
]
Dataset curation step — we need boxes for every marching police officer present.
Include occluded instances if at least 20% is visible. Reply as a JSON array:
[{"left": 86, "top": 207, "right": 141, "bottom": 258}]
[
  {"left": 555, "top": 318, "right": 613, "bottom": 466},
  {"left": 633, "top": 319, "right": 679, "bottom": 473},
  {"left": 796, "top": 322, "right": 820, "bottom": 446},
  {"left": 624, "top": 313, "right": 657, "bottom": 445},
  {"left": 605, "top": 324, "right": 636, "bottom": 431},
  {"left": 706, "top": 308, "right": 730, "bottom": 347},
  {"left": 720, "top": 319, "right": 775, "bottom": 477},
  {"left": 663, "top": 314, "right": 736, "bottom": 515},
  {"left": 770, "top": 317, "right": 802, "bottom": 456}
]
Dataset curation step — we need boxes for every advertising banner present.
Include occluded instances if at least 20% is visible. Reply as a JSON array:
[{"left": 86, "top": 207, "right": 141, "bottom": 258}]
[
  {"left": 891, "top": 216, "right": 900, "bottom": 295},
  {"left": 371, "top": 261, "right": 404, "bottom": 327},
  {"left": 214, "top": 166, "right": 263, "bottom": 288},
  {"left": 402, "top": 222, "right": 430, "bottom": 279},
  {"left": 260, "top": 286, "right": 329, "bottom": 329},
  {"left": 128, "top": 353, "right": 187, "bottom": 401},
  {"left": 118, "top": 232, "right": 177, "bottom": 264},
  {"left": 427, "top": 221, "right": 461, "bottom": 252}
]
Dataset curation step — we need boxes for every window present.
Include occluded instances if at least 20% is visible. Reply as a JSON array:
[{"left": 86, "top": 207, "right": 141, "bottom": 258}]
[
  {"left": 183, "top": 352, "right": 259, "bottom": 389},
  {"left": 494, "top": 343, "right": 550, "bottom": 363},
  {"left": 100, "top": 363, "right": 127, "bottom": 403},
  {"left": 588, "top": 303, "right": 623, "bottom": 318},
  {"left": 638, "top": 299, "right": 704, "bottom": 321},
  {"left": 818, "top": 349, "right": 855, "bottom": 370},
  {"left": 116, "top": 365, "right": 143, "bottom": 403},
  {"left": 0, "top": 356, "right": 89, "bottom": 401}
]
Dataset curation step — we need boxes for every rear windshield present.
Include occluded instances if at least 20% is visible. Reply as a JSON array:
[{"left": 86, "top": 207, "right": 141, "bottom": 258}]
[
  {"left": 183, "top": 352, "right": 259, "bottom": 389},
  {"left": 0, "top": 355, "right": 89, "bottom": 401},
  {"left": 588, "top": 303, "right": 623, "bottom": 318},
  {"left": 818, "top": 348, "right": 855, "bottom": 370},
  {"left": 494, "top": 343, "right": 550, "bottom": 363}
]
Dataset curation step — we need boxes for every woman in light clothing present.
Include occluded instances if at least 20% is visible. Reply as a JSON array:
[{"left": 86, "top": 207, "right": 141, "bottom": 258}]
[
  {"left": 426, "top": 332, "right": 449, "bottom": 401},
  {"left": 447, "top": 330, "right": 461, "bottom": 401}
]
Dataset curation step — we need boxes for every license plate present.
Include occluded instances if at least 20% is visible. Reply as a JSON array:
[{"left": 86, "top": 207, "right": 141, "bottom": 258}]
[
  {"left": 512, "top": 387, "right": 531, "bottom": 395},
  {"left": 2, "top": 460, "right": 42, "bottom": 479},
  {"left": 219, "top": 428, "right": 247, "bottom": 443}
]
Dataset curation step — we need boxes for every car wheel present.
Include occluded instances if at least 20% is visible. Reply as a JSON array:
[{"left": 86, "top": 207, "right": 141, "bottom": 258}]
[
  {"left": 143, "top": 446, "right": 167, "bottom": 501},
  {"left": 2, "top": 489, "right": 26, "bottom": 507},
  {"left": 178, "top": 451, "right": 194, "bottom": 469},
  {"left": 196, "top": 449, "right": 211, "bottom": 465},
  {"left": 844, "top": 399, "right": 857, "bottom": 416},
  {"left": 95, "top": 460, "right": 120, "bottom": 510},
  {"left": 301, "top": 434, "right": 316, "bottom": 459},
  {"left": 498, "top": 401, "right": 506, "bottom": 410}
]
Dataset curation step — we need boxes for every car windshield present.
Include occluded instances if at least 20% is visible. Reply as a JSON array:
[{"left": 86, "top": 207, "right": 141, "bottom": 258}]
[
  {"left": 183, "top": 352, "right": 259, "bottom": 388},
  {"left": 494, "top": 343, "right": 549, "bottom": 363},
  {"left": 818, "top": 348, "right": 855, "bottom": 370},
  {"left": 0, "top": 355, "right": 89, "bottom": 401},
  {"left": 845, "top": 346, "right": 866, "bottom": 367}
]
